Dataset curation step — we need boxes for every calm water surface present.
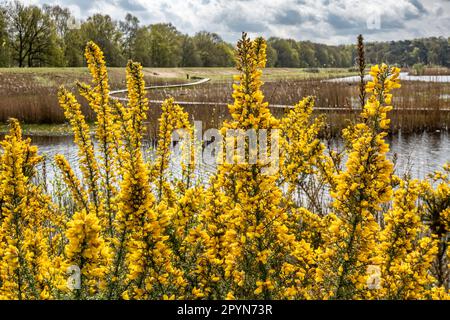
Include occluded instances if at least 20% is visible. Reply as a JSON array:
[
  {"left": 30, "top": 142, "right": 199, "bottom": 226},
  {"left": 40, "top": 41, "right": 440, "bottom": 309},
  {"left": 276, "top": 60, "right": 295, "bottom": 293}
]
[
  {"left": 387, "top": 131, "right": 450, "bottom": 178},
  {"left": 14, "top": 130, "right": 449, "bottom": 183}
]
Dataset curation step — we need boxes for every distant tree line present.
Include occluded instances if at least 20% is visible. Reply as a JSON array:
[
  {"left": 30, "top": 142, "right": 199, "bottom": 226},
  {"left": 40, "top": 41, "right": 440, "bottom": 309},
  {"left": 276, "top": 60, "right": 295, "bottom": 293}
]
[
  {"left": 0, "top": 1, "right": 449, "bottom": 68},
  {"left": 0, "top": 1, "right": 234, "bottom": 68}
]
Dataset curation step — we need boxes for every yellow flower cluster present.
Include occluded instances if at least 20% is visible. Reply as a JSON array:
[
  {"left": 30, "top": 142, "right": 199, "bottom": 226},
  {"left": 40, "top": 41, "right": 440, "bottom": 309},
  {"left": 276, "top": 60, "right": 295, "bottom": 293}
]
[
  {"left": 194, "top": 33, "right": 316, "bottom": 300},
  {"left": 226, "top": 35, "right": 278, "bottom": 131},
  {"left": 280, "top": 96, "right": 326, "bottom": 212},
  {"left": 110, "top": 62, "right": 185, "bottom": 300},
  {"left": 0, "top": 120, "right": 61, "bottom": 299},
  {"left": 1, "top": 35, "right": 449, "bottom": 300},
  {"left": 64, "top": 209, "right": 111, "bottom": 298},
  {"left": 57, "top": 88, "right": 101, "bottom": 215},
  {"left": 150, "top": 97, "right": 193, "bottom": 200},
  {"left": 78, "top": 42, "right": 118, "bottom": 235},
  {"left": 315, "top": 64, "right": 399, "bottom": 299},
  {"left": 420, "top": 164, "right": 450, "bottom": 291},
  {"left": 376, "top": 179, "right": 438, "bottom": 299}
]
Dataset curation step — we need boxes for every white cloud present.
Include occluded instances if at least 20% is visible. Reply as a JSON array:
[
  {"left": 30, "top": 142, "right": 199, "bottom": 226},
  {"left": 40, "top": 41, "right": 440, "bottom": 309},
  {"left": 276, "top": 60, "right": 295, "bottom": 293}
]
[{"left": 18, "top": 0, "right": 450, "bottom": 44}]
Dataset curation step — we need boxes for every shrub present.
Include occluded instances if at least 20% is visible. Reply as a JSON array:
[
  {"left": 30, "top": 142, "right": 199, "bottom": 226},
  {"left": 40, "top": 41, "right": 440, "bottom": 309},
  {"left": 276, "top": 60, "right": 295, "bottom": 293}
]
[{"left": 0, "top": 34, "right": 448, "bottom": 300}]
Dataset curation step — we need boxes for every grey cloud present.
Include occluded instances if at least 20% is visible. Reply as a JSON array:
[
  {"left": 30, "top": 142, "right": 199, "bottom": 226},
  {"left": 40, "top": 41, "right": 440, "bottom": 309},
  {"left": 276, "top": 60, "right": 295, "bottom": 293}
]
[
  {"left": 158, "top": 2, "right": 184, "bottom": 24},
  {"left": 327, "top": 13, "right": 357, "bottom": 29},
  {"left": 327, "top": 11, "right": 405, "bottom": 37},
  {"left": 404, "top": 0, "right": 428, "bottom": 19},
  {"left": 217, "top": 12, "right": 267, "bottom": 33},
  {"left": 58, "top": 0, "right": 95, "bottom": 11},
  {"left": 381, "top": 17, "right": 405, "bottom": 30},
  {"left": 31, "top": 0, "right": 450, "bottom": 45},
  {"left": 272, "top": 9, "right": 317, "bottom": 25},
  {"left": 117, "top": 0, "right": 146, "bottom": 12},
  {"left": 404, "top": 10, "right": 421, "bottom": 20},
  {"left": 409, "top": 0, "right": 427, "bottom": 13},
  {"left": 49, "top": 0, "right": 145, "bottom": 14},
  {"left": 227, "top": 19, "right": 267, "bottom": 33},
  {"left": 434, "top": 5, "right": 444, "bottom": 16},
  {"left": 160, "top": 2, "right": 170, "bottom": 12}
]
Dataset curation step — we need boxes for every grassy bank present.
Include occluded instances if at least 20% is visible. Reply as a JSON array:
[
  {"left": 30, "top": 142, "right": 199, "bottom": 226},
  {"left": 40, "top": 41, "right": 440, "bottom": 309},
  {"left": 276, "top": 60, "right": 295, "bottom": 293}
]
[
  {"left": 0, "top": 66, "right": 356, "bottom": 84},
  {"left": 0, "top": 123, "right": 79, "bottom": 136}
]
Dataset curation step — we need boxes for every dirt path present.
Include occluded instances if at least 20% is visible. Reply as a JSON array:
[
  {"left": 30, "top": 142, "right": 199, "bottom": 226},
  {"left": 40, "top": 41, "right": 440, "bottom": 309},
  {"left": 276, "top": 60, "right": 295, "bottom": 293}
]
[{"left": 109, "top": 77, "right": 211, "bottom": 100}]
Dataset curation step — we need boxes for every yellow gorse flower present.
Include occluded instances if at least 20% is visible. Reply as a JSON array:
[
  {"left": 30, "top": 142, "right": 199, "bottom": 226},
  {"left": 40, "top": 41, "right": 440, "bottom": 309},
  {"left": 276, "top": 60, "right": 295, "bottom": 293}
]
[
  {"left": 280, "top": 96, "right": 326, "bottom": 212},
  {"left": 375, "top": 179, "right": 439, "bottom": 299},
  {"left": 64, "top": 209, "right": 111, "bottom": 299},
  {"left": 78, "top": 41, "right": 118, "bottom": 236},
  {"left": 420, "top": 164, "right": 450, "bottom": 292},
  {"left": 0, "top": 120, "right": 58, "bottom": 299},
  {"left": 195, "top": 33, "right": 316, "bottom": 300},
  {"left": 315, "top": 62, "right": 399, "bottom": 299},
  {"left": 57, "top": 87, "right": 101, "bottom": 214},
  {"left": 0, "top": 35, "right": 448, "bottom": 300}
]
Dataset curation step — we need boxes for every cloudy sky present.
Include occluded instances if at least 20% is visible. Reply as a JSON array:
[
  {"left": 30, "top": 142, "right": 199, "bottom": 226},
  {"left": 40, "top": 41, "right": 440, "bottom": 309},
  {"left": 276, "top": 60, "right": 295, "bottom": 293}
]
[{"left": 21, "top": 0, "right": 450, "bottom": 44}]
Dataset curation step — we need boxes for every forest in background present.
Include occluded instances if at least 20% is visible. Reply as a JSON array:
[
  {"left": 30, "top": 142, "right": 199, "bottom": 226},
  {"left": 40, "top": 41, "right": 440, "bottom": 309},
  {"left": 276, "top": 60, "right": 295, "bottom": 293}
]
[{"left": 0, "top": 1, "right": 449, "bottom": 68}]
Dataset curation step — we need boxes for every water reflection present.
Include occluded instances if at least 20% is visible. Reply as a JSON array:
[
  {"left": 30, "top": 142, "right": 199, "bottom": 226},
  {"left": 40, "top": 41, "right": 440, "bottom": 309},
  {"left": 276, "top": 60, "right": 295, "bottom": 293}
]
[
  {"left": 1, "top": 131, "right": 449, "bottom": 183},
  {"left": 388, "top": 131, "right": 450, "bottom": 179}
]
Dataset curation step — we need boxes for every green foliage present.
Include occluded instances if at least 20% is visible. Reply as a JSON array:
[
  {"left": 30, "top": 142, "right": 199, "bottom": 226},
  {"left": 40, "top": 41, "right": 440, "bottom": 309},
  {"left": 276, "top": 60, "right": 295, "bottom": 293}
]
[
  {"left": 0, "top": 2, "right": 449, "bottom": 68},
  {"left": 265, "top": 43, "right": 278, "bottom": 67},
  {"left": 365, "top": 37, "right": 450, "bottom": 67},
  {"left": 193, "top": 31, "right": 234, "bottom": 67},
  {"left": 5, "top": 1, "right": 64, "bottom": 67},
  {"left": 42, "top": 4, "right": 83, "bottom": 67},
  {"left": 80, "top": 14, "right": 125, "bottom": 67},
  {"left": 412, "top": 63, "right": 425, "bottom": 75},
  {"left": 63, "top": 29, "right": 84, "bottom": 67},
  {"left": 180, "top": 35, "right": 201, "bottom": 67},
  {"left": 147, "top": 23, "right": 182, "bottom": 67},
  {"left": 268, "top": 38, "right": 300, "bottom": 67},
  {"left": 119, "top": 13, "right": 140, "bottom": 61},
  {"left": 0, "top": 7, "right": 10, "bottom": 67}
]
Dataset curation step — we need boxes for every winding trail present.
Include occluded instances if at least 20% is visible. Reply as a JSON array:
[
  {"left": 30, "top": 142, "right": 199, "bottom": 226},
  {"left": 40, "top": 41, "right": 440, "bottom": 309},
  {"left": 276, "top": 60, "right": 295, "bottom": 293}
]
[
  {"left": 109, "top": 76, "right": 450, "bottom": 112},
  {"left": 109, "top": 77, "right": 211, "bottom": 101}
]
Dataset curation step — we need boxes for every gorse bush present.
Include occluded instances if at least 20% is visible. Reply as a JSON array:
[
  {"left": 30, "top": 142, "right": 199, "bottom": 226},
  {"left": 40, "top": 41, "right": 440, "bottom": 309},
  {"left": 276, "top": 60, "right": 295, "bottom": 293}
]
[{"left": 0, "top": 34, "right": 449, "bottom": 300}]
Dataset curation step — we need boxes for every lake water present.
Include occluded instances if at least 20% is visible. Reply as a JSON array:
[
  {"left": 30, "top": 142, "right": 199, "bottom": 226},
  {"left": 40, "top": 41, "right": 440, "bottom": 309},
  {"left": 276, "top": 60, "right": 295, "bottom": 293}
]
[{"left": 15, "top": 130, "right": 450, "bottom": 184}]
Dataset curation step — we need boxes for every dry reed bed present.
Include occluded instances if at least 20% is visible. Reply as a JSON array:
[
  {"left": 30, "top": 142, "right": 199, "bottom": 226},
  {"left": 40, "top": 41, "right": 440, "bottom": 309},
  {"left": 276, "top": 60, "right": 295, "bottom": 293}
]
[
  {"left": 149, "top": 78, "right": 450, "bottom": 134},
  {"left": 1, "top": 72, "right": 449, "bottom": 134}
]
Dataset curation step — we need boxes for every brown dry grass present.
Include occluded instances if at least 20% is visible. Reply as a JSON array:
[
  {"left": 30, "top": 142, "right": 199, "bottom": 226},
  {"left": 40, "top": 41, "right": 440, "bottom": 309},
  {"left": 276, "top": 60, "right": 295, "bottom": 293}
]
[{"left": 1, "top": 68, "right": 449, "bottom": 134}]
